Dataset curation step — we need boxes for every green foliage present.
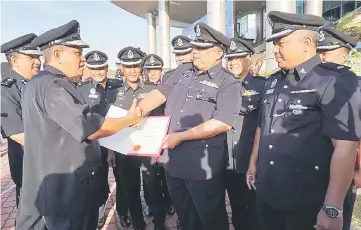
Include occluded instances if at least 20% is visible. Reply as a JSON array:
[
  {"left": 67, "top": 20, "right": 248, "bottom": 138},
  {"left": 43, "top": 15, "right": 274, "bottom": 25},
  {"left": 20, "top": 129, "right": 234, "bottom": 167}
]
[
  {"left": 259, "top": 70, "right": 273, "bottom": 77},
  {"left": 335, "top": 11, "right": 361, "bottom": 40},
  {"left": 345, "top": 49, "right": 361, "bottom": 75}
]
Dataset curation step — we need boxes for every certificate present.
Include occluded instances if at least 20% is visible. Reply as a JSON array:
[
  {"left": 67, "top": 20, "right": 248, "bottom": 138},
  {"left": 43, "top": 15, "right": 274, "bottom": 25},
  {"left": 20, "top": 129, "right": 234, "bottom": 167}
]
[{"left": 98, "top": 105, "right": 170, "bottom": 157}]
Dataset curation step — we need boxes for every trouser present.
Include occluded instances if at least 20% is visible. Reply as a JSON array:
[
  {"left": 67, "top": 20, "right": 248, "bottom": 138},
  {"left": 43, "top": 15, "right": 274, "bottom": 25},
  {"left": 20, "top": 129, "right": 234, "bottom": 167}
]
[
  {"left": 343, "top": 184, "right": 357, "bottom": 230},
  {"left": 257, "top": 202, "right": 318, "bottom": 230},
  {"left": 165, "top": 173, "right": 229, "bottom": 230},
  {"left": 114, "top": 154, "right": 145, "bottom": 229},
  {"left": 7, "top": 138, "right": 24, "bottom": 207},
  {"left": 15, "top": 195, "right": 47, "bottom": 230},
  {"left": 224, "top": 171, "right": 257, "bottom": 230},
  {"left": 42, "top": 209, "right": 98, "bottom": 230},
  {"left": 98, "top": 147, "right": 109, "bottom": 222},
  {"left": 159, "top": 167, "right": 172, "bottom": 207},
  {"left": 141, "top": 160, "right": 166, "bottom": 226}
]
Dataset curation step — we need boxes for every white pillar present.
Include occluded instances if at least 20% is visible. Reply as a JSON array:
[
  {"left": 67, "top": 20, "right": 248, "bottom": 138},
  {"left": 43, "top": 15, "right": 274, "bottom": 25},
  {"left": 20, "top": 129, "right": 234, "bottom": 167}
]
[
  {"left": 256, "top": 8, "right": 264, "bottom": 43},
  {"left": 158, "top": 0, "right": 171, "bottom": 69},
  {"left": 304, "top": 0, "right": 323, "bottom": 16},
  {"left": 265, "top": 0, "right": 296, "bottom": 72},
  {"left": 207, "top": 0, "right": 226, "bottom": 34},
  {"left": 146, "top": 12, "right": 157, "bottom": 54}
]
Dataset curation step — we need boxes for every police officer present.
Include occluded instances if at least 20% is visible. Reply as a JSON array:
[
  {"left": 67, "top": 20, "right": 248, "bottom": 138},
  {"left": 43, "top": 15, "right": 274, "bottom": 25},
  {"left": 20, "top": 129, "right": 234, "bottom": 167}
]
[
  {"left": 246, "top": 11, "right": 361, "bottom": 230},
  {"left": 19, "top": 20, "right": 140, "bottom": 230},
  {"left": 107, "top": 46, "right": 169, "bottom": 230},
  {"left": 171, "top": 35, "right": 193, "bottom": 67},
  {"left": 316, "top": 27, "right": 359, "bottom": 230},
  {"left": 0, "top": 33, "right": 41, "bottom": 207},
  {"left": 142, "top": 54, "right": 176, "bottom": 219},
  {"left": 137, "top": 23, "right": 241, "bottom": 230},
  {"left": 1, "top": 33, "right": 47, "bottom": 230},
  {"left": 77, "top": 50, "right": 131, "bottom": 228},
  {"left": 224, "top": 37, "right": 265, "bottom": 230}
]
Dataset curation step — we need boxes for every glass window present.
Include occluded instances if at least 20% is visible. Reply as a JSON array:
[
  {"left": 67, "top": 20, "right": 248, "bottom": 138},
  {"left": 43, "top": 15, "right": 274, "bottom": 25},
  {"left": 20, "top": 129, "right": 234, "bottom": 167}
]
[
  {"left": 342, "top": 1, "right": 356, "bottom": 15},
  {"left": 357, "top": 1, "right": 361, "bottom": 8},
  {"left": 322, "top": 6, "right": 341, "bottom": 22},
  {"left": 296, "top": 0, "right": 304, "bottom": 14}
]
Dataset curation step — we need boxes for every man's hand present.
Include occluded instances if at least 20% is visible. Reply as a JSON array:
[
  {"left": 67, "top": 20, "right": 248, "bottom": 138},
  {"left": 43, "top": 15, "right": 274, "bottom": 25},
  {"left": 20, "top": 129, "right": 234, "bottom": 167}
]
[
  {"left": 315, "top": 209, "right": 343, "bottom": 230},
  {"left": 126, "top": 99, "right": 141, "bottom": 125},
  {"left": 107, "top": 150, "right": 116, "bottom": 167},
  {"left": 246, "top": 162, "right": 257, "bottom": 190},
  {"left": 354, "top": 170, "right": 361, "bottom": 188},
  {"left": 162, "top": 132, "right": 184, "bottom": 149}
]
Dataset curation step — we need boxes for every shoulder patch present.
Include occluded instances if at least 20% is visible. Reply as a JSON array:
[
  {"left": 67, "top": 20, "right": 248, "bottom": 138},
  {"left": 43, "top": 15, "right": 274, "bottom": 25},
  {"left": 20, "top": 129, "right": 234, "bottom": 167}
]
[
  {"left": 0, "top": 78, "right": 16, "bottom": 87},
  {"left": 318, "top": 62, "right": 351, "bottom": 73}
]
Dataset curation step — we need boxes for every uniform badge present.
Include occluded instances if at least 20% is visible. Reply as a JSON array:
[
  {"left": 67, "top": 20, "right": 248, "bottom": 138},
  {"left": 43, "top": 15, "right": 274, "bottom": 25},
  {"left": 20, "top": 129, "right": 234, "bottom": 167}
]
[
  {"left": 89, "top": 88, "right": 98, "bottom": 98},
  {"left": 270, "top": 79, "right": 277, "bottom": 88},
  {"left": 266, "top": 89, "right": 274, "bottom": 94},
  {"left": 230, "top": 41, "right": 237, "bottom": 51},
  {"left": 150, "top": 56, "right": 155, "bottom": 64},
  {"left": 138, "top": 93, "right": 146, "bottom": 99},
  {"left": 292, "top": 109, "right": 303, "bottom": 115},
  {"left": 93, "top": 53, "right": 100, "bottom": 61},
  {"left": 300, "top": 68, "right": 306, "bottom": 74},
  {"left": 199, "top": 80, "right": 218, "bottom": 88},
  {"left": 118, "top": 90, "right": 125, "bottom": 96},
  {"left": 77, "top": 25, "right": 81, "bottom": 36},
  {"left": 127, "top": 50, "right": 134, "bottom": 59},
  {"left": 177, "top": 38, "right": 183, "bottom": 47},
  {"left": 195, "top": 25, "right": 201, "bottom": 37}
]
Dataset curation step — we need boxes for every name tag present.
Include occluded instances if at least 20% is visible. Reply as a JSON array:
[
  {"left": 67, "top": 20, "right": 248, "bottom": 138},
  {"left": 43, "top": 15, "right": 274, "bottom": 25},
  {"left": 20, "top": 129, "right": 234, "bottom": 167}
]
[
  {"left": 89, "top": 94, "right": 98, "bottom": 98},
  {"left": 199, "top": 80, "right": 218, "bottom": 88},
  {"left": 290, "top": 89, "right": 317, "bottom": 94},
  {"left": 266, "top": 89, "right": 274, "bottom": 94},
  {"left": 242, "top": 90, "right": 259, "bottom": 96}
]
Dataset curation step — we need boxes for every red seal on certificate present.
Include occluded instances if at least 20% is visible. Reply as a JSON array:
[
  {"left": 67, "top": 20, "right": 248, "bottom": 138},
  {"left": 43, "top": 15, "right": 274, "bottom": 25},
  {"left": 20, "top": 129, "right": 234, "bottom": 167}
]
[{"left": 133, "top": 145, "right": 141, "bottom": 151}]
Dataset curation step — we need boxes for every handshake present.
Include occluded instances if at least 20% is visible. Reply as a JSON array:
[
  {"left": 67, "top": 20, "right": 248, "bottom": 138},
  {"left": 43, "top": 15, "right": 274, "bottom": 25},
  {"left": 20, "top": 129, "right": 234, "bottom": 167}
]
[{"left": 125, "top": 98, "right": 145, "bottom": 127}]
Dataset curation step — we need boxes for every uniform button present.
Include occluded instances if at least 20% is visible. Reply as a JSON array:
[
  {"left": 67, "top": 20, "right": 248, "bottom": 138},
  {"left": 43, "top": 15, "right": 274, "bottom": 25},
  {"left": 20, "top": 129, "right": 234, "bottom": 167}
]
[
  {"left": 315, "top": 166, "right": 319, "bottom": 171},
  {"left": 278, "top": 98, "right": 282, "bottom": 102},
  {"left": 234, "top": 141, "right": 237, "bottom": 144},
  {"left": 179, "top": 80, "right": 182, "bottom": 83},
  {"left": 180, "top": 110, "right": 183, "bottom": 112},
  {"left": 271, "top": 129, "right": 275, "bottom": 133},
  {"left": 189, "top": 86, "right": 192, "bottom": 89},
  {"left": 133, "top": 95, "right": 135, "bottom": 97},
  {"left": 210, "top": 72, "right": 214, "bottom": 76},
  {"left": 233, "top": 130, "right": 237, "bottom": 133},
  {"left": 91, "top": 100, "right": 94, "bottom": 102},
  {"left": 176, "top": 122, "right": 180, "bottom": 125},
  {"left": 284, "top": 85, "right": 288, "bottom": 89},
  {"left": 91, "top": 172, "right": 95, "bottom": 175},
  {"left": 202, "top": 89, "right": 205, "bottom": 92},
  {"left": 264, "top": 99, "right": 267, "bottom": 103},
  {"left": 205, "top": 144, "right": 208, "bottom": 147},
  {"left": 248, "top": 98, "right": 252, "bottom": 101},
  {"left": 186, "top": 99, "right": 188, "bottom": 101},
  {"left": 270, "top": 161, "right": 274, "bottom": 165},
  {"left": 109, "top": 86, "right": 112, "bottom": 88},
  {"left": 297, "top": 100, "right": 301, "bottom": 103},
  {"left": 269, "top": 145, "right": 273, "bottom": 149},
  {"left": 105, "top": 99, "right": 107, "bottom": 101}
]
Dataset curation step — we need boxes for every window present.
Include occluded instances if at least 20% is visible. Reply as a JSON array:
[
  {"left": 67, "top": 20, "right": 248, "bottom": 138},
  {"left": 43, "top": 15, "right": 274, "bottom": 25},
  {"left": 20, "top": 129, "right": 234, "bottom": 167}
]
[
  {"left": 239, "top": 15, "right": 248, "bottom": 35},
  {"left": 323, "top": 7, "right": 341, "bottom": 22},
  {"left": 342, "top": 1, "right": 356, "bottom": 15},
  {"left": 296, "top": 0, "right": 304, "bottom": 14}
]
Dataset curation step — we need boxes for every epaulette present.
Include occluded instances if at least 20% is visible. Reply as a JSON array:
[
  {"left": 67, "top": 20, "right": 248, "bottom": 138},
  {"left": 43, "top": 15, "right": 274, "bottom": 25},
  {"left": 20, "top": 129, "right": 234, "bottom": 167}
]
[
  {"left": 0, "top": 78, "right": 16, "bottom": 87},
  {"left": 318, "top": 62, "right": 351, "bottom": 73},
  {"left": 253, "top": 75, "right": 267, "bottom": 80},
  {"left": 107, "top": 78, "right": 124, "bottom": 88},
  {"left": 77, "top": 78, "right": 92, "bottom": 86}
]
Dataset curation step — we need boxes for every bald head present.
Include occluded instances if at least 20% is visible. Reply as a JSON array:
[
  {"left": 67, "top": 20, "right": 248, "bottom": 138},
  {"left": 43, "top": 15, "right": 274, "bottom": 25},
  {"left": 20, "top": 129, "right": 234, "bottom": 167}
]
[{"left": 319, "top": 47, "right": 350, "bottom": 65}]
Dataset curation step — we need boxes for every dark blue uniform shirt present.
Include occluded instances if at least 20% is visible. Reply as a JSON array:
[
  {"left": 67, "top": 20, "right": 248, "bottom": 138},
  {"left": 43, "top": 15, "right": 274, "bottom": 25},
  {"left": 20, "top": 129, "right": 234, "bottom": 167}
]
[
  {"left": 257, "top": 55, "right": 361, "bottom": 210},
  {"left": 157, "top": 62, "right": 242, "bottom": 180},
  {"left": 20, "top": 65, "right": 107, "bottom": 217},
  {"left": 226, "top": 73, "right": 266, "bottom": 173}
]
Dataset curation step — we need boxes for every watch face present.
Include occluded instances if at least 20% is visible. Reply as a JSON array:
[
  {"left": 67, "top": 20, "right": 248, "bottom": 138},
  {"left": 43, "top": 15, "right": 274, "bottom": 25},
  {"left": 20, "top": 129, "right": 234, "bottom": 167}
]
[{"left": 325, "top": 207, "right": 339, "bottom": 218}]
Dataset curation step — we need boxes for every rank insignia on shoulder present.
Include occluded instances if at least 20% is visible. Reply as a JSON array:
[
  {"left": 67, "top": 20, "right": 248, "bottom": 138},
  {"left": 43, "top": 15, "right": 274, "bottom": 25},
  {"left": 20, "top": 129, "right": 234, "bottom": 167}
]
[
  {"left": 1, "top": 78, "right": 16, "bottom": 87},
  {"left": 242, "top": 90, "right": 259, "bottom": 96},
  {"left": 138, "top": 93, "right": 146, "bottom": 99},
  {"left": 199, "top": 80, "right": 218, "bottom": 88},
  {"left": 290, "top": 89, "right": 317, "bottom": 94}
]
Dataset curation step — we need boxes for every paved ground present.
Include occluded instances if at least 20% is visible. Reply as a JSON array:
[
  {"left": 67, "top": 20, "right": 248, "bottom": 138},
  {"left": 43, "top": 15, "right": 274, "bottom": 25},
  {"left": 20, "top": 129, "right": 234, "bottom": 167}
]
[{"left": 0, "top": 139, "right": 359, "bottom": 230}]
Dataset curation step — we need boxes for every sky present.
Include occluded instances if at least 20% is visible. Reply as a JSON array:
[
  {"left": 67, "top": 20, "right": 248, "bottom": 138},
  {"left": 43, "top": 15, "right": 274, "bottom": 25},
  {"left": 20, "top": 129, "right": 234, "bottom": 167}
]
[{"left": 0, "top": 0, "right": 183, "bottom": 69}]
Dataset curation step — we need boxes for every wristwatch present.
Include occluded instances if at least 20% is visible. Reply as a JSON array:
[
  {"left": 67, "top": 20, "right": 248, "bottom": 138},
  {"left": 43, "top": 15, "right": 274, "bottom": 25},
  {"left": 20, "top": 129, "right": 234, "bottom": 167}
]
[{"left": 322, "top": 204, "right": 343, "bottom": 218}]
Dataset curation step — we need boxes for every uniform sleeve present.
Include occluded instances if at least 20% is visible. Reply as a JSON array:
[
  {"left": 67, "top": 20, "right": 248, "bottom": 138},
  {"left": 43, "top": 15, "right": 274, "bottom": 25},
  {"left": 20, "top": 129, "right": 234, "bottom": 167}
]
[
  {"left": 44, "top": 81, "right": 105, "bottom": 143},
  {"left": 1, "top": 87, "right": 23, "bottom": 137},
  {"left": 211, "top": 80, "right": 242, "bottom": 128},
  {"left": 157, "top": 71, "right": 178, "bottom": 99},
  {"left": 321, "top": 76, "right": 361, "bottom": 141}
]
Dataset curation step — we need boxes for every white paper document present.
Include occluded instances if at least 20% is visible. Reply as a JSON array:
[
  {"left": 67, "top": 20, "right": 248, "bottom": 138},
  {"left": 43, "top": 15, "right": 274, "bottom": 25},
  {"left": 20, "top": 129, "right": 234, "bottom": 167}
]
[{"left": 99, "top": 105, "right": 170, "bottom": 157}]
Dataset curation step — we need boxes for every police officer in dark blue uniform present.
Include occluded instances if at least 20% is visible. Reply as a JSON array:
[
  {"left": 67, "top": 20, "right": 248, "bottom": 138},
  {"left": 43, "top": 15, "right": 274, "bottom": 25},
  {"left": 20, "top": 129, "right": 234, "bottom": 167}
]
[
  {"left": 137, "top": 23, "right": 242, "bottom": 230},
  {"left": 19, "top": 20, "right": 141, "bottom": 230},
  {"left": 1, "top": 33, "right": 47, "bottom": 230},
  {"left": 171, "top": 35, "right": 193, "bottom": 67},
  {"left": 224, "top": 37, "right": 265, "bottom": 230},
  {"left": 316, "top": 26, "right": 359, "bottom": 230},
  {"left": 76, "top": 50, "right": 131, "bottom": 228},
  {"left": 1, "top": 33, "right": 42, "bottom": 207},
  {"left": 246, "top": 11, "right": 361, "bottom": 230},
  {"left": 107, "top": 46, "right": 170, "bottom": 230}
]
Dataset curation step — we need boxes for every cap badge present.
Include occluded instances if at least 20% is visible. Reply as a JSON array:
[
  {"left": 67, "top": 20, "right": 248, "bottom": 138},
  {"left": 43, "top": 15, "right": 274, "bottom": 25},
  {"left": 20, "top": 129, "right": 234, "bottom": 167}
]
[
  {"left": 267, "top": 16, "right": 274, "bottom": 28},
  {"left": 150, "top": 56, "right": 155, "bottom": 64},
  {"left": 127, "top": 50, "right": 134, "bottom": 59},
  {"left": 270, "top": 79, "right": 277, "bottom": 88},
  {"left": 177, "top": 38, "right": 183, "bottom": 47},
  {"left": 93, "top": 53, "right": 100, "bottom": 61},
  {"left": 318, "top": 31, "right": 325, "bottom": 42},
  {"left": 230, "top": 41, "right": 237, "bottom": 51},
  {"left": 77, "top": 26, "right": 81, "bottom": 36},
  {"left": 195, "top": 25, "right": 201, "bottom": 37}
]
